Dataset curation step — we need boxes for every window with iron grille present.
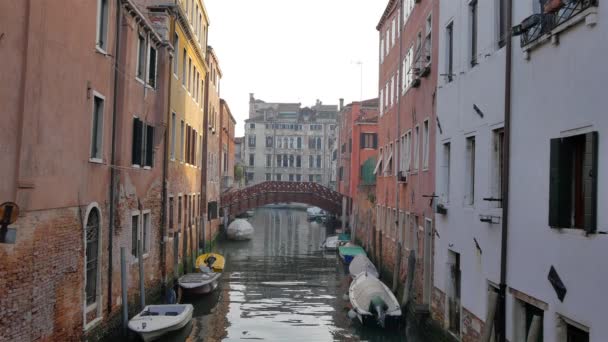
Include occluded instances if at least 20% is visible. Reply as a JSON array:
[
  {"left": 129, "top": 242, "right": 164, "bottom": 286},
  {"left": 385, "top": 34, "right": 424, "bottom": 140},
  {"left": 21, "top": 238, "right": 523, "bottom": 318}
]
[{"left": 85, "top": 208, "right": 100, "bottom": 305}]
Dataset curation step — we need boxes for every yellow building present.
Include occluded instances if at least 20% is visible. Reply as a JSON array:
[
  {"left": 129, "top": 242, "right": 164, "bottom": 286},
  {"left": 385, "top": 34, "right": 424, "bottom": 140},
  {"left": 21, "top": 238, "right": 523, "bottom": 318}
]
[{"left": 147, "top": 0, "right": 210, "bottom": 279}]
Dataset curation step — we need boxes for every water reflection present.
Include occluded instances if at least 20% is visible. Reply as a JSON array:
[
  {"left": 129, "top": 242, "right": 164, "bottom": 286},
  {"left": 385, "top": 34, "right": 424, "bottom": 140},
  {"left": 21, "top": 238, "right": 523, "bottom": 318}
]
[{"left": 184, "top": 207, "right": 421, "bottom": 342}]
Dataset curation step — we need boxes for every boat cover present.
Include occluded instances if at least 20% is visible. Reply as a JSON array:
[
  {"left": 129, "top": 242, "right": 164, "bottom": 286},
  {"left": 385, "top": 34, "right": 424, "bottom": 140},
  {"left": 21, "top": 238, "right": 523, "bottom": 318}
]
[
  {"left": 339, "top": 246, "right": 366, "bottom": 257},
  {"left": 349, "top": 273, "right": 401, "bottom": 317},
  {"left": 195, "top": 253, "right": 225, "bottom": 272},
  {"left": 179, "top": 272, "right": 221, "bottom": 289},
  {"left": 227, "top": 219, "right": 254, "bottom": 240},
  {"left": 349, "top": 254, "right": 379, "bottom": 279}
]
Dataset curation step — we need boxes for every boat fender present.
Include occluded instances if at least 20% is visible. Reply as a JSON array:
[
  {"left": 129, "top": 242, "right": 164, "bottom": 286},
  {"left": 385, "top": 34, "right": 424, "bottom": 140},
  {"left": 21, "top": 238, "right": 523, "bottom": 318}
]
[{"left": 347, "top": 309, "right": 357, "bottom": 319}]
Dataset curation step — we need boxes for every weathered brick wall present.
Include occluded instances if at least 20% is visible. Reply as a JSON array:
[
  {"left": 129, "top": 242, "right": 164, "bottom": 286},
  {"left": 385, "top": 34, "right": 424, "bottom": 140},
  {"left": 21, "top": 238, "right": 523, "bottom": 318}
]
[
  {"left": 462, "top": 307, "right": 484, "bottom": 342},
  {"left": 0, "top": 207, "right": 91, "bottom": 341},
  {"left": 431, "top": 287, "right": 446, "bottom": 324}
]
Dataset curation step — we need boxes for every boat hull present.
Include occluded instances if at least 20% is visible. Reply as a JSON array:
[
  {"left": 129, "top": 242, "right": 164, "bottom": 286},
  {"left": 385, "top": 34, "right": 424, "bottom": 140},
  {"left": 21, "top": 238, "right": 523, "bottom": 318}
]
[
  {"left": 182, "top": 280, "right": 218, "bottom": 295},
  {"left": 129, "top": 305, "right": 193, "bottom": 342}
]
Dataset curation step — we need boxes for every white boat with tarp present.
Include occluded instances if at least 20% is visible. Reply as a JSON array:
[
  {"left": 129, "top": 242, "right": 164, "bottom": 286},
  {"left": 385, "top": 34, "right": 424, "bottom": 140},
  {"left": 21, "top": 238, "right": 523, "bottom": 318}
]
[
  {"left": 349, "top": 273, "right": 402, "bottom": 328},
  {"left": 348, "top": 254, "right": 379, "bottom": 279},
  {"left": 227, "top": 219, "right": 254, "bottom": 240},
  {"left": 128, "top": 304, "right": 193, "bottom": 341},
  {"left": 178, "top": 271, "right": 221, "bottom": 294}
]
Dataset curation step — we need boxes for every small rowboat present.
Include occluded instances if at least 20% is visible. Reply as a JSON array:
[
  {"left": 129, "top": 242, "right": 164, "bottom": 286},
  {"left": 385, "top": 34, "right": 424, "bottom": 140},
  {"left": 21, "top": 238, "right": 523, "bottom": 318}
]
[
  {"left": 349, "top": 273, "right": 401, "bottom": 328},
  {"left": 338, "top": 245, "right": 366, "bottom": 265},
  {"left": 349, "top": 254, "right": 379, "bottom": 279},
  {"left": 178, "top": 271, "right": 221, "bottom": 294},
  {"left": 195, "top": 253, "right": 225, "bottom": 273},
  {"left": 128, "top": 304, "right": 193, "bottom": 341}
]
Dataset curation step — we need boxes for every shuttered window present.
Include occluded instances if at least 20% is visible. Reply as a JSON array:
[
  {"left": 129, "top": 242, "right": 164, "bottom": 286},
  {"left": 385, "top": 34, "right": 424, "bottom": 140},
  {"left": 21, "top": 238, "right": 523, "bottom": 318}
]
[
  {"left": 549, "top": 132, "right": 598, "bottom": 233},
  {"left": 132, "top": 118, "right": 143, "bottom": 165},
  {"left": 132, "top": 118, "right": 154, "bottom": 167}
]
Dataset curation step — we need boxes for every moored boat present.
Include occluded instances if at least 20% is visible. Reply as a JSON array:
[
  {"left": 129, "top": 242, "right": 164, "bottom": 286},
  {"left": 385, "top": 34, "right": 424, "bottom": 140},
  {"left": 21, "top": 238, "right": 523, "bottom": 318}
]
[
  {"left": 195, "top": 253, "right": 225, "bottom": 273},
  {"left": 348, "top": 254, "right": 379, "bottom": 279},
  {"left": 320, "top": 235, "right": 339, "bottom": 251},
  {"left": 338, "top": 245, "right": 366, "bottom": 264},
  {"left": 349, "top": 273, "right": 401, "bottom": 328},
  {"left": 178, "top": 271, "right": 221, "bottom": 294},
  {"left": 226, "top": 219, "right": 254, "bottom": 240},
  {"left": 128, "top": 304, "right": 193, "bottom": 341}
]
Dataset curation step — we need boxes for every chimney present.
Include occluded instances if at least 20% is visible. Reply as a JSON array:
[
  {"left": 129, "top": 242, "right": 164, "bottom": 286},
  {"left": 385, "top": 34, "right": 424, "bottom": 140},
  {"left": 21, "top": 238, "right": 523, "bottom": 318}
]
[
  {"left": 339, "top": 98, "right": 344, "bottom": 111},
  {"left": 249, "top": 93, "right": 255, "bottom": 118}
]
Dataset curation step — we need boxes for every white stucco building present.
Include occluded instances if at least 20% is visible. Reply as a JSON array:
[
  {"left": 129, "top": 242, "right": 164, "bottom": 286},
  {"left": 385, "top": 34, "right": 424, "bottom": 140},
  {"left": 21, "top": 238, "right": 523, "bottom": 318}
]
[
  {"left": 506, "top": 1, "right": 605, "bottom": 341},
  {"left": 242, "top": 94, "right": 338, "bottom": 187},
  {"left": 433, "top": 0, "right": 507, "bottom": 339}
]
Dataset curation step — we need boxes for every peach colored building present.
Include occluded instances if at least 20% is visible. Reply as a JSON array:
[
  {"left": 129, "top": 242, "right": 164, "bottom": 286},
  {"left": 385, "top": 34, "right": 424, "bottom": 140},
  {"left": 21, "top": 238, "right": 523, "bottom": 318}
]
[
  {"left": 202, "top": 46, "right": 222, "bottom": 246},
  {"left": 0, "top": 0, "right": 170, "bottom": 340}
]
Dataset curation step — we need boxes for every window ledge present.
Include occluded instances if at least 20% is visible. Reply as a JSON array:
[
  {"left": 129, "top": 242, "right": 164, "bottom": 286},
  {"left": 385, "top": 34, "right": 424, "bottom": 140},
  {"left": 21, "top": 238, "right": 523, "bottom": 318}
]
[
  {"left": 89, "top": 158, "right": 104, "bottom": 164},
  {"left": 135, "top": 77, "right": 145, "bottom": 86},
  {"left": 95, "top": 46, "right": 108, "bottom": 56},
  {"left": 84, "top": 316, "right": 103, "bottom": 332},
  {"left": 132, "top": 164, "right": 141, "bottom": 169},
  {"left": 143, "top": 166, "right": 151, "bottom": 170}
]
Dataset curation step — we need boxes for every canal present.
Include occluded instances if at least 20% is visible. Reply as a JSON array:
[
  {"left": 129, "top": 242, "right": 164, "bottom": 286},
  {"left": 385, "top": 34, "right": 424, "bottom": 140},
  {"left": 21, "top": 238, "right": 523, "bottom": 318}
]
[{"left": 175, "top": 207, "right": 429, "bottom": 342}]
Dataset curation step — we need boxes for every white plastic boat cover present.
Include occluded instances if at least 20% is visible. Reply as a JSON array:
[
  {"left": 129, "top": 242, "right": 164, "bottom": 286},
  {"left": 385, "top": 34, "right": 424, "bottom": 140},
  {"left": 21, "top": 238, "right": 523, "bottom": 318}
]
[
  {"left": 322, "top": 235, "right": 339, "bottom": 249},
  {"left": 349, "top": 273, "right": 401, "bottom": 317},
  {"left": 227, "top": 219, "right": 254, "bottom": 240},
  {"left": 349, "top": 255, "right": 379, "bottom": 279},
  {"left": 178, "top": 272, "right": 221, "bottom": 289},
  {"left": 128, "top": 304, "right": 193, "bottom": 333}
]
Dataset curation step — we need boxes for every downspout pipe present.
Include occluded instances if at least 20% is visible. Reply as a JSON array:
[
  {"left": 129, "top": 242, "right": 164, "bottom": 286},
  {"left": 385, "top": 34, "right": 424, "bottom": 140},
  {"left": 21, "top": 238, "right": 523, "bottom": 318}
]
[
  {"left": 107, "top": 0, "right": 123, "bottom": 313},
  {"left": 498, "top": 0, "right": 513, "bottom": 341},
  {"left": 160, "top": 17, "right": 173, "bottom": 290}
]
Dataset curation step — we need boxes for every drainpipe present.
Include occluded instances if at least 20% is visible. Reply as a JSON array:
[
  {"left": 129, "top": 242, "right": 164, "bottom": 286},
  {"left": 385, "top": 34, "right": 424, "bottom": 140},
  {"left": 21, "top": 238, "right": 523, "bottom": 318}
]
[
  {"left": 498, "top": 0, "right": 513, "bottom": 341},
  {"left": 107, "top": 0, "right": 123, "bottom": 313},
  {"left": 392, "top": 0, "right": 403, "bottom": 294},
  {"left": 160, "top": 16, "right": 173, "bottom": 290}
]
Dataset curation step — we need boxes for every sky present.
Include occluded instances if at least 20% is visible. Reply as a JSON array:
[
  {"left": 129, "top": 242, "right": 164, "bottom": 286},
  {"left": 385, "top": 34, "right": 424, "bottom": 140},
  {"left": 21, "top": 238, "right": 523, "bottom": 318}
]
[{"left": 204, "top": 0, "right": 387, "bottom": 136}]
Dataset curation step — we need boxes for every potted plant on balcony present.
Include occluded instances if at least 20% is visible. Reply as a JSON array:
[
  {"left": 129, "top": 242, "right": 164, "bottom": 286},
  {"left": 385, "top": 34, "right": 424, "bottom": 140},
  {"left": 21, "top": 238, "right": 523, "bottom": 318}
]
[{"left": 544, "top": 0, "right": 564, "bottom": 13}]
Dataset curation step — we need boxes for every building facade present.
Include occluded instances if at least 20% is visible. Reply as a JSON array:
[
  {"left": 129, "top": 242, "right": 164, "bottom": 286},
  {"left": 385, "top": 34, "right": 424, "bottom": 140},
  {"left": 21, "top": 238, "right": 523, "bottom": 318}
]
[
  {"left": 432, "top": 0, "right": 507, "bottom": 340},
  {"left": 505, "top": 1, "right": 605, "bottom": 341},
  {"left": 336, "top": 99, "right": 379, "bottom": 245},
  {"left": 220, "top": 99, "right": 236, "bottom": 192},
  {"left": 243, "top": 94, "right": 339, "bottom": 187},
  {"left": 0, "top": 0, "right": 170, "bottom": 339},
  {"left": 375, "top": 0, "right": 439, "bottom": 310},
  {"left": 202, "top": 46, "right": 222, "bottom": 246}
]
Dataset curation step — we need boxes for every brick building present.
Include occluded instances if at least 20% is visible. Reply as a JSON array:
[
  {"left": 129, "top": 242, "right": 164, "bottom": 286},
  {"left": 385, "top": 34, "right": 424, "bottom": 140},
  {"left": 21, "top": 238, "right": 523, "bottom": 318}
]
[
  {"left": 336, "top": 99, "right": 379, "bottom": 243},
  {"left": 375, "top": 0, "right": 439, "bottom": 310},
  {"left": 219, "top": 99, "right": 236, "bottom": 192},
  {"left": 0, "top": 0, "right": 170, "bottom": 339}
]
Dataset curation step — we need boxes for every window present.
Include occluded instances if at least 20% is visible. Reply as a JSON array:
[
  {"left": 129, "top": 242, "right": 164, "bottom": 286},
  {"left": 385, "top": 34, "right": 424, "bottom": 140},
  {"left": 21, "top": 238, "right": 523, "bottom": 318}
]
[
  {"left": 289, "top": 174, "right": 294, "bottom": 181},
  {"left": 248, "top": 135, "right": 256, "bottom": 147},
  {"left": 549, "top": 132, "right": 598, "bottom": 232},
  {"left": 168, "top": 197, "right": 174, "bottom": 232},
  {"left": 297, "top": 137, "right": 302, "bottom": 149},
  {"left": 131, "top": 213, "right": 139, "bottom": 257},
  {"left": 465, "top": 136, "right": 476, "bottom": 206},
  {"left": 249, "top": 154, "right": 254, "bottom": 166},
  {"left": 180, "top": 120, "right": 184, "bottom": 162},
  {"left": 308, "top": 175, "right": 313, "bottom": 182},
  {"left": 250, "top": 123, "right": 255, "bottom": 129},
  {"left": 96, "top": 0, "right": 109, "bottom": 51},
  {"left": 276, "top": 174, "right": 282, "bottom": 181},
  {"left": 413, "top": 126, "right": 420, "bottom": 170},
  {"left": 514, "top": 299, "right": 544, "bottom": 342},
  {"left": 142, "top": 212, "right": 150, "bottom": 254},
  {"left": 425, "top": 14, "right": 432, "bottom": 62},
  {"left": 182, "top": 49, "right": 187, "bottom": 86},
  {"left": 170, "top": 113, "right": 176, "bottom": 159},
  {"left": 403, "top": 47, "right": 413, "bottom": 92},
  {"left": 380, "top": 39, "right": 384, "bottom": 64},
  {"left": 423, "top": 120, "right": 430, "bottom": 169},
  {"left": 136, "top": 34, "right": 146, "bottom": 81},
  {"left": 470, "top": 0, "right": 478, "bottom": 66},
  {"left": 147, "top": 46, "right": 157, "bottom": 88},
  {"left": 188, "top": 58, "right": 192, "bottom": 92},
  {"left": 492, "top": 129, "right": 504, "bottom": 207},
  {"left": 266, "top": 136, "right": 273, "bottom": 147},
  {"left": 85, "top": 208, "right": 101, "bottom": 305},
  {"left": 207, "top": 201, "right": 218, "bottom": 220},
  {"left": 558, "top": 317, "right": 589, "bottom": 342},
  {"left": 130, "top": 118, "right": 155, "bottom": 167},
  {"left": 296, "top": 174, "right": 301, "bottom": 181},
  {"left": 373, "top": 148, "right": 383, "bottom": 175},
  {"left": 391, "top": 18, "right": 396, "bottom": 47},
  {"left": 266, "top": 155, "right": 272, "bottom": 167},
  {"left": 498, "top": 0, "right": 507, "bottom": 48},
  {"left": 315, "top": 175, "right": 322, "bottom": 183},
  {"left": 316, "top": 155, "right": 322, "bottom": 169},
  {"left": 446, "top": 22, "right": 454, "bottom": 82},
  {"left": 172, "top": 33, "right": 179, "bottom": 76},
  {"left": 296, "top": 155, "right": 301, "bottom": 168},
  {"left": 442, "top": 142, "right": 451, "bottom": 203},
  {"left": 308, "top": 155, "right": 313, "bottom": 168},
  {"left": 266, "top": 173, "right": 271, "bottom": 181},
  {"left": 90, "top": 95, "right": 104, "bottom": 160}
]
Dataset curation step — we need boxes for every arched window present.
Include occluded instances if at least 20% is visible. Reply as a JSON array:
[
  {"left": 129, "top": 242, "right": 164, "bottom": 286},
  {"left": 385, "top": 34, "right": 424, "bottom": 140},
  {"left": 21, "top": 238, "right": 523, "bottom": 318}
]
[{"left": 85, "top": 208, "right": 100, "bottom": 306}]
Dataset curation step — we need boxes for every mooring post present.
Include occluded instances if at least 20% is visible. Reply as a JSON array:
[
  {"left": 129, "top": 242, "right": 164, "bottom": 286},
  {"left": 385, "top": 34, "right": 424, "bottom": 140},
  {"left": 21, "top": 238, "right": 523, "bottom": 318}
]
[
  {"left": 120, "top": 247, "right": 128, "bottom": 336},
  {"left": 138, "top": 239, "right": 145, "bottom": 310}
]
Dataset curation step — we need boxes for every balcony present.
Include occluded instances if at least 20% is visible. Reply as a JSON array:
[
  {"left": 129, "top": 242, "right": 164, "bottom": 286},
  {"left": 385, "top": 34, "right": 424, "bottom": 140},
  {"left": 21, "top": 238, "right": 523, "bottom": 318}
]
[{"left": 515, "top": 0, "right": 598, "bottom": 49}]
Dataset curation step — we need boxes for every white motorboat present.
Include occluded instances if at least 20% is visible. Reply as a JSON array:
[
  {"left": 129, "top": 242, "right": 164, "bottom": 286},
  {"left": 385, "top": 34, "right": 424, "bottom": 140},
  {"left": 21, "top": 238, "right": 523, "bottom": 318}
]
[
  {"left": 320, "top": 235, "right": 339, "bottom": 251},
  {"left": 349, "top": 254, "right": 379, "bottom": 279},
  {"left": 227, "top": 219, "right": 254, "bottom": 240},
  {"left": 178, "top": 271, "right": 221, "bottom": 294},
  {"left": 306, "top": 206, "right": 326, "bottom": 220},
  {"left": 128, "top": 304, "right": 193, "bottom": 341},
  {"left": 349, "top": 273, "right": 402, "bottom": 328}
]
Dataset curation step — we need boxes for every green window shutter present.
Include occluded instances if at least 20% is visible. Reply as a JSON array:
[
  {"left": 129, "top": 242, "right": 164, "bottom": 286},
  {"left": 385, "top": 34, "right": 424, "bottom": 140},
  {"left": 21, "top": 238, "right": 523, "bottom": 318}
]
[
  {"left": 145, "top": 125, "right": 154, "bottom": 167},
  {"left": 549, "top": 138, "right": 571, "bottom": 228},
  {"left": 361, "top": 133, "right": 365, "bottom": 148},
  {"left": 583, "top": 132, "right": 598, "bottom": 233},
  {"left": 132, "top": 118, "right": 142, "bottom": 165},
  {"left": 373, "top": 134, "right": 378, "bottom": 149}
]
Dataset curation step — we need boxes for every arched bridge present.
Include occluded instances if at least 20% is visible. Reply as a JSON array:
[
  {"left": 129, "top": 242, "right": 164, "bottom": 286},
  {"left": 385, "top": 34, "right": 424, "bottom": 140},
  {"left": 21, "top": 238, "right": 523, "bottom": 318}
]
[{"left": 221, "top": 181, "right": 343, "bottom": 216}]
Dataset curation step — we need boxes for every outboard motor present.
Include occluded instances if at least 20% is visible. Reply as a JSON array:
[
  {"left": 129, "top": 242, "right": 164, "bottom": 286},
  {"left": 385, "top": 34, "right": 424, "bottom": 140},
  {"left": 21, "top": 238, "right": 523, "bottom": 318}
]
[
  {"left": 369, "top": 296, "right": 389, "bottom": 328},
  {"left": 206, "top": 255, "right": 217, "bottom": 268}
]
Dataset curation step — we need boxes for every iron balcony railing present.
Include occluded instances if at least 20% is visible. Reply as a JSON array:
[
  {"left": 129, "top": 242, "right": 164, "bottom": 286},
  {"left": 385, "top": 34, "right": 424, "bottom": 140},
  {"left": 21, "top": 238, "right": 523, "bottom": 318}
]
[{"left": 518, "top": 0, "right": 597, "bottom": 47}]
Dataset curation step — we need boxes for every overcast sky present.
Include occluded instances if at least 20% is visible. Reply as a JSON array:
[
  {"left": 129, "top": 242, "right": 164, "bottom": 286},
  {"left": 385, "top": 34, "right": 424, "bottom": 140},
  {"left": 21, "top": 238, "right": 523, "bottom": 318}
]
[{"left": 205, "top": 0, "right": 387, "bottom": 136}]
